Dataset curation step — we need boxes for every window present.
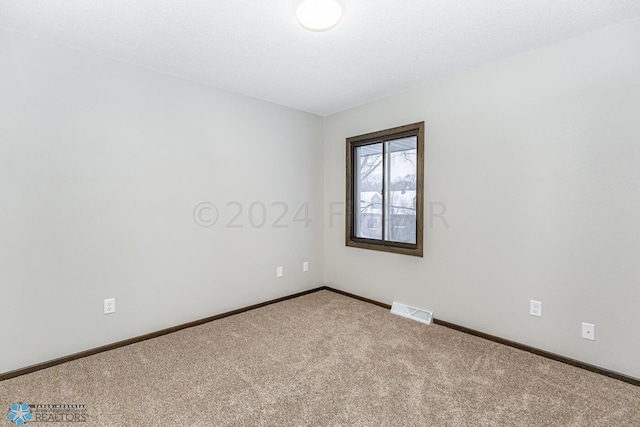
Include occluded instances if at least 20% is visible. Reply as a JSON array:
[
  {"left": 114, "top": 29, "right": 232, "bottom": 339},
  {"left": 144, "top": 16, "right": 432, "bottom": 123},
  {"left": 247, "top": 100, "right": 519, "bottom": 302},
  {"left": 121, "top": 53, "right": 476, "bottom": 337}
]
[{"left": 346, "top": 122, "right": 424, "bottom": 257}]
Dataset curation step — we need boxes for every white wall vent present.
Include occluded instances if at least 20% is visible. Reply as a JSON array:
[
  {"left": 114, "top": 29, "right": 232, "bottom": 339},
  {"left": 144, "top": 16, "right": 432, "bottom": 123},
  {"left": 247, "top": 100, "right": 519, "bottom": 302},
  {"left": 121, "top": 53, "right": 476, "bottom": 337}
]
[{"left": 391, "top": 302, "right": 433, "bottom": 325}]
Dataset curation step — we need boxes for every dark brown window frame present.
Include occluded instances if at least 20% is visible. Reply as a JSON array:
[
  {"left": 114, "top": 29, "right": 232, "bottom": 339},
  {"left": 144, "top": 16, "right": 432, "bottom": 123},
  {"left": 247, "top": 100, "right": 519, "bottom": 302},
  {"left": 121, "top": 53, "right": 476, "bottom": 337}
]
[{"left": 345, "top": 122, "right": 424, "bottom": 257}]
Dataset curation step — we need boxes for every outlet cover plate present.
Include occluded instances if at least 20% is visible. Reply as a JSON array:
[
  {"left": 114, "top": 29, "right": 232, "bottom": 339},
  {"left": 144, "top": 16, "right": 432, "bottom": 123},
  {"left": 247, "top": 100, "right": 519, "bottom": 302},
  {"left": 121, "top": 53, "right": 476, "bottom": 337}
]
[
  {"left": 582, "top": 322, "right": 595, "bottom": 341},
  {"left": 530, "top": 300, "right": 542, "bottom": 317},
  {"left": 104, "top": 298, "right": 116, "bottom": 315}
]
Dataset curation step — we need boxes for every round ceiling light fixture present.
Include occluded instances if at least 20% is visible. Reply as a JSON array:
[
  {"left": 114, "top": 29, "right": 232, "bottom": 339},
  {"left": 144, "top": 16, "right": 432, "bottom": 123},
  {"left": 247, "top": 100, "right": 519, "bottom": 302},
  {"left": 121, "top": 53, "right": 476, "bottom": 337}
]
[{"left": 296, "top": 0, "right": 342, "bottom": 32}]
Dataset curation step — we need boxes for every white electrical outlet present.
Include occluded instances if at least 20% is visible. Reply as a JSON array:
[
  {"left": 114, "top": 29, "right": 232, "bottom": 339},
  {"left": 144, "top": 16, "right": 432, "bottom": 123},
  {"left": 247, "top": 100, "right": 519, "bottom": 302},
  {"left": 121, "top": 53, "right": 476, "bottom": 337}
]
[
  {"left": 104, "top": 298, "right": 116, "bottom": 315},
  {"left": 276, "top": 266, "right": 283, "bottom": 278},
  {"left": 582, "top": 322, "right": 595, "bottom": 341},
  {"left": 529, "top": 300, "right": 542, "bottom": 317},
  {"left": 303, "top": 261, "right": 309, "bottom": 272}
]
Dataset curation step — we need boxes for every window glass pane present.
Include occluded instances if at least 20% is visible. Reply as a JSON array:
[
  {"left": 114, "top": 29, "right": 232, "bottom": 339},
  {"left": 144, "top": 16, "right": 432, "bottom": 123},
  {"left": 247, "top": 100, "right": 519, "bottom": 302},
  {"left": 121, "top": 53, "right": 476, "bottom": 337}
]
[
  {"left": 385, "top": 136, "right": 417, "bottom": 244},
  {"left": 355, "top": 143, "right": 383, "bottom": 240}
]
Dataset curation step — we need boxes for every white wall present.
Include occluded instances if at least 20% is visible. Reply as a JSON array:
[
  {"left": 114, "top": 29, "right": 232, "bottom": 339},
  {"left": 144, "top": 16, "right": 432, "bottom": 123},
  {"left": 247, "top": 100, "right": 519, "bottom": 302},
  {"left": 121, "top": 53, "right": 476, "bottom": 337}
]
[
  {"left": 0, "top": 30, "right": 324, "bottom": 374},
  {"left": 324, "top": 18, "right": 640, "bottom": 379}
]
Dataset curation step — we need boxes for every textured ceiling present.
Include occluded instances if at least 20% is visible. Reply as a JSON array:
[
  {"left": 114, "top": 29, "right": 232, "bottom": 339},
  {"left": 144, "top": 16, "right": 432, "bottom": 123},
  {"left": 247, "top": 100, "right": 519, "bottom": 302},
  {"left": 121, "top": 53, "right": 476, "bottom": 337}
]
[{"left": 1, "top": 1, "right": 640, "bottom": 116}]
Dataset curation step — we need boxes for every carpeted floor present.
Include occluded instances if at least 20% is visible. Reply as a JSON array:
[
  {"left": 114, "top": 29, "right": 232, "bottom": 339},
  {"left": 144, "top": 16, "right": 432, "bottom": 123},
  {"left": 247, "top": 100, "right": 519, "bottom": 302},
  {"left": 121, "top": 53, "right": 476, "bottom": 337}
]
[{"left": 2, "top": 290, "right": 639, "bottom": 426}]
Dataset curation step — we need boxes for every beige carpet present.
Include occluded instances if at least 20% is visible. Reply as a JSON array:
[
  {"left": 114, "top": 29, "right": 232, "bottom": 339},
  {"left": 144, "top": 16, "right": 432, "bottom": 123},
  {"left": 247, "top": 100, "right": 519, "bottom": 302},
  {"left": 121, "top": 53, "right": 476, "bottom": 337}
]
[{"left": 2, "top": 290, "right": 639, "bottom": 426}]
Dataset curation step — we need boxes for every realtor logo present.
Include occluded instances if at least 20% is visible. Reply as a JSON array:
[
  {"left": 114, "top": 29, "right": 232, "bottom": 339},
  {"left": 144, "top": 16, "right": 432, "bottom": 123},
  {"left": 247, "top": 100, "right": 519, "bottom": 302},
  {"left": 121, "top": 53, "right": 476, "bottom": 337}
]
[
  {"left": 7, "top": 403, "right": 32, "bottom": 426},
  {"left": 6, "top": 404, "right": 88, "bottom": 424}
]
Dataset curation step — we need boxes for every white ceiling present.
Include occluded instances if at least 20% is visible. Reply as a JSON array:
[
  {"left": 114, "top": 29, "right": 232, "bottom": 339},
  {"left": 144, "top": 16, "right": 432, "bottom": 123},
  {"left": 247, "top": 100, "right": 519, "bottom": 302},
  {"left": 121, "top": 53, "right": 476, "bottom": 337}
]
[{"left": 1, "top": 1, "right": 640, "bottom": 116}]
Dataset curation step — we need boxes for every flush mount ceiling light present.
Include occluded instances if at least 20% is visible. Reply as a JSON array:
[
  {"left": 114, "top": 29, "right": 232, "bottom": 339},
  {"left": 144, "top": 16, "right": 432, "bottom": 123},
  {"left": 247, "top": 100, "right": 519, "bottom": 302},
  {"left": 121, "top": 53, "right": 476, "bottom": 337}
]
[{"left": 296, "top": 0, "right": 342, "bottom": 32}]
